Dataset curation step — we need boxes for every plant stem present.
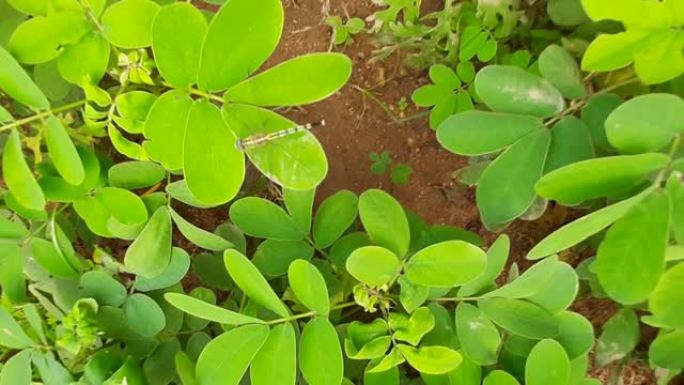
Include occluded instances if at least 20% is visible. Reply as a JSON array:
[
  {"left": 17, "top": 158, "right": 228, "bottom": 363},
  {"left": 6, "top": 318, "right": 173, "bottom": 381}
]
[
  {"left": 265, "top": 301, "right": 357, "bottom": 325},
  {"left": 0, "top": 100, "right": 87, "bottom": 133},
  {"left": 435, "top": 296, "right": 481, "bottom": 302},
  {"left": 162, "top": 82, "right": 224, "bottom": 104},
  {"left": 654, "top": 133, "right": 683, "bottom": 186},
  {"left": 595, "top": 76, "right": 640, "bottom": 96}
]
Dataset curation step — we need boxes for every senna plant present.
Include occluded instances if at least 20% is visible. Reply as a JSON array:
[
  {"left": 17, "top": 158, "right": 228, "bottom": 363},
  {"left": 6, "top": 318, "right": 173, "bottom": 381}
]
[
  {"left": 162, "top": 188, "right": 596, "bottom": 385},
  {"left": 1, "top": 0, "right": 352, "bottom": 209}
]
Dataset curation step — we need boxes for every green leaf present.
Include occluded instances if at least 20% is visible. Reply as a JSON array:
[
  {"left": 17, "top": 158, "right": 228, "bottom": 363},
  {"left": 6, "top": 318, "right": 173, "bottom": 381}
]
[
  {"left": 455, "top": 303, "right": 501, "bottom": 365},
  {"left": 605, "top": 93, "right": 684, "bottom": 154},
  {"left": 224, "top": 53, "right": 352, "bottom": 107},
  {"left": 477, "top": 130, "right": 551, "bottom": 228},
  {"left": 165, "top": 180, "right": 212, "bottom": 209},
  {"left": 545, "top": 117, "right": 594, "bottom": 172},
  {"left": 527, "top": 188, "right": 653, "bottom": 259},
  {"left": 9, "top": 11, "right": 89, "bottom": 64},
  {"left": 229, "top": 197, "right": 302, "bottom": 240},
  {"left": 101, "top": 0, "right": 160, "bottom": 48},
  {"left": 197, "top": 0, "right": 283, "bottom": 91},
  {"left": 0, "top": 350, "right": 31, "bottom": 385},
  {"left": 595, "top": 309, "right": 639, "bottom": 366},
  {"left": 580, "top": 94, "right": 622, "bottom": 152},
  {"left": 0, "top": 307, "right": 34, "bottom": 349},
  {"left": 169, "top": 208, "right": 232, "bottom": 251},
  {"left": 175, "top": 351, "right": 197, "bottom": 385},
  {"left": 405, "top": 241, "right": 487, "bottom": 288},
  {"left": 224, "top": 249, "right": 290, "bottom": 318},
  {"left": 477, "top": 39, "right": 498, "bottom": 62},
  {"left": 483, "top": 370, "right": 520, "bottom": 385},
  {"left": 313, "top": 190, "right": 358, "bottom": 248},
  {"left": 45, "top": 116, "right": 85, "bottom": 185},
  {"left": 437, "top": 111, "right": 542, "bottom": 156},
  {"left": 595, "top": 190, "right": 670, "bottom": 304},
  {"left": 460, "top": 26, "right": 488, "bottom": 62},
  {"left": 475, "top": 65, "right": 565, "bottom": 118},
  {"left": 580, "top": 31, "right": 647, "bottom": 72},
  {"left": 390, "top": 307, "right": 435, "bottom": 346},
  {"left": 346, "top": 246, "right": 400, "bottom": 287},
  {"left": 367, "top": 346, "right": 406, "bottom": 373},
  {"left": 649, "top": 330, "right": 684, "bottom": 370},
  {"left": 398, "top": 345, "right": 463, "bottom": 375},
  {"left": 3, "top": 130, "right": 45, "bottom": 211},
  {"left": 222, "top": 104, "right": 328, "bottom": 190},
  {"left": 144, "top": 339, "right": 181, "bottom": 385},
  {"left": 526, "top": 262, "right": 578, "bottom": 313},
  {"left": 96, "top": 187, "right": 148, "bottom": 227},
  {"left": 253, "top": 239, "right": 313, "bottom": 277},
  {"left": 135, "top": 247, "right": 190, "bottom": 292},
  {"left": 250, "top": 324, "right": 296, "bottom": 385},
  {"left": 108, "top": 123, "right": 147, "bottom": 161},
  {"left": 80, "top": 271, "right": 127, "bottom": 307},
  {"left": 124, "top": 293, "right": 166, "bottom": 337},
  {"left": 479, "top": 298, "right": 558, "bottom": 339},
  {"left": 196, "top": 324, "right": 269, "bottom": 385},
  {"left": 30, "top": 238, "right": 78, "bottom": 278},
  {"left": 184, "top": 99, "right": 244, "bottom": 205},
  {"left": 0, "top": 244, "right": 25, "bottom": 303},
  {"left": 57, "top": 31, "right": 110, "bottom": 84},
  {"left": 536, "top": 154, "right": 668, "bottom": 205},
  {"left": 164, "top": 292, "right": 263, "bottom": 325},
  {"left": 113, "top": 91, "right": 156, "bottom": 134},
  {"left": 345, "top": 319, "right": 390, "bottom": 359},
  {"left": 555, "top": 311, "right": 594, "bottom": 359},
  {"left": 358, "top": 189, "right": 410, "bottom": 257},
  {"left": 429, "top": 64, "right": 460, "bottom": 87},
  {"left": 0, "top": 45, "right": 49, "bottom": 109},
  {"left": 538, "top": 45, "right": 586, "bottom": 99},
  {"left": 485, "top": 256, "right": 560, "bottom": 298},
  {"left": 525, "top": 339, "right": 570, "bottom": 385},
  {"left": 459, "top": 234, "right": 510, "bottom": 296},
  {"left": 152, "top": 2, "right": 207, "bottom": 88},
  {"left": 547, "top": 0, "right": 589, "bottom": 26},
  {"left": 143, "top": 90, "right": 193, "bottom": 171},
  {"left": 399, "top": 277, "right": 430, "bottom": 313},
  {"left": 283, "top": 188, "right": 314, "bottom": 234},
  {"left": 124, "top": 206, "right": 172, "bottom": 278},
  {"left": 650, "top": 261, "right": 684, "bottom": 329},
  {"left": 365, "top": 366, "right": 399, "bottom": 385},
  {"left": 300, "top": 318, "right": 344, "bottom": 385},
  {"left": 108, "top": 161, "right": 165, "bottom": 190},
  {"left": 0, "top": 106, "right": 13, "bottom": 123},
  {"left": 669, "top": 174, "right": 684, "bottom": 244},
  {"left": 288, "top": 259, "right": 330, "bottom": 315}
]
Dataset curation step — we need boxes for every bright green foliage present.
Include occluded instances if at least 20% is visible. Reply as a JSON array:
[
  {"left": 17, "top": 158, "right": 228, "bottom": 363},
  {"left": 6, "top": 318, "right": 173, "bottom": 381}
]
[
  {"left": 124, "top": 206, "right": 172, "bottom": 278},
  {"left": 594, "top": 191, "right": 670, "bottom": 305},
  {"left": 412, "top": 64, "right": 474, "bottom": 129},
  {"left": 595, "top": 309, "right": 639, "bottom": 366},
  {"left": 326, "top": 15, "right": 365, "bottom": 46},
  {"left": 525, "top": 339, "right": 570, "bottom": 385},
  {"left": 0, "top": 45, "right": 49, "bottom": 108},
  {"left": 358, "top": 189, "right": 410, "bottom": 257},
  {"left": 405, "top": 241, "right": 487, "bottom": 288},
  {"left": 197, "top": 0, "right": 282, "bottom": 91},
  {"left": 604, "top": 94, "right": 684, "bottom": 154},
  {"left": 152, "top": 2, "right": 206, "bottom": 88},
  {"left": 183, "top": 100, "right": 244, "bottom": 206},
  {"left": 300, "top": 318, "right": 344, "bottom": 385},
  {"left": 101, "top": 0, "right": 160, "bottom": 49},
  {"left": 346, "top": 246, "right": 401, "bottom": 288},
  {"left": 3, "top": 130, "right": 45, "bottom": 211},
  {"left": 581, "top": 0, "right": 684, "bottom": 84}
]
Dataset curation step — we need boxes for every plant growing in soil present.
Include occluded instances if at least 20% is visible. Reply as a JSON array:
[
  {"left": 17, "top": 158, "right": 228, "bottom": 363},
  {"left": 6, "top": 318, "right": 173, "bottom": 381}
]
[
  {"left": 0, "top": 0, "right": 352, "bottom": 382},
  {"left": 164, "top": 188, "right": 595, "bottom": 385},
  {"left": 434, "top": 0, "right": 684, "bottom": 378}
]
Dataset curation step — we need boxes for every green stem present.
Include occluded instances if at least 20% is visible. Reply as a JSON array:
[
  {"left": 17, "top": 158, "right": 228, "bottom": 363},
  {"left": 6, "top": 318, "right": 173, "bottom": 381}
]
[
  {"left": 435, "top": 296, "right": 481, "bottom": 302},
  {"left": 265, "top": 301, "right": 357, "bottom": 325},
  {"left": 0, "top": 100, "right": 87, "bottom": 133},
  {"left": 654, "top": 133, "right": 683, "bottom": 186},
  {"left": 162, "top": 82, "right": 224, "bottom": 104},
  {"left": 595, "top": 76, "right": 640, "bottom": 96}
]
